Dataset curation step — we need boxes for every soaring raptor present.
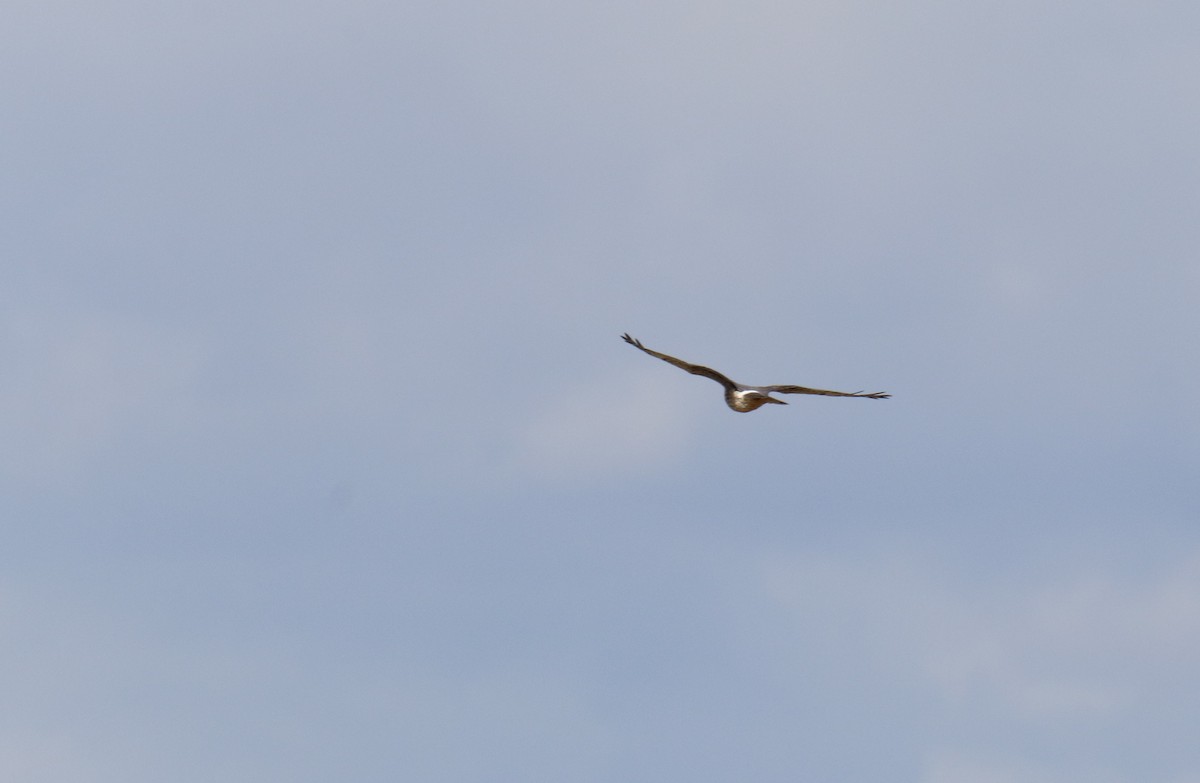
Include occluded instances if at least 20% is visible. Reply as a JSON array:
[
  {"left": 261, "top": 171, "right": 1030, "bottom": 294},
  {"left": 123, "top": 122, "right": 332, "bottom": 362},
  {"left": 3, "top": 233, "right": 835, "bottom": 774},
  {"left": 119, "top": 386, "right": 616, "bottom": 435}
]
[{"left": 622, "top": 333, "right": 890, "bottom": 413}]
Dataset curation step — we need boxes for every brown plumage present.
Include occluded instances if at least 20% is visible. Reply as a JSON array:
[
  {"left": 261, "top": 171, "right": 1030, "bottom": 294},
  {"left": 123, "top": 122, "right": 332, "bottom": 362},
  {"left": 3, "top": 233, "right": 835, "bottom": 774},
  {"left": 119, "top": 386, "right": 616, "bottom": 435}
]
[{"left": 621, "top": 333, "right": 890, "bottom": 413}]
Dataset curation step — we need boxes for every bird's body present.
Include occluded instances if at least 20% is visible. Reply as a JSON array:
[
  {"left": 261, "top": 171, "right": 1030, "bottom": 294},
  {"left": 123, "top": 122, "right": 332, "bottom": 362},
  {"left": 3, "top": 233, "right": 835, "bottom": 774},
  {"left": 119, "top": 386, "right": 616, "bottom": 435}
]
[
  {"left": 725, "top": 388, "right": 786, "bottom": 412},
  {"left": 621, "top": 333, "right": 890, "bottom": 413}
]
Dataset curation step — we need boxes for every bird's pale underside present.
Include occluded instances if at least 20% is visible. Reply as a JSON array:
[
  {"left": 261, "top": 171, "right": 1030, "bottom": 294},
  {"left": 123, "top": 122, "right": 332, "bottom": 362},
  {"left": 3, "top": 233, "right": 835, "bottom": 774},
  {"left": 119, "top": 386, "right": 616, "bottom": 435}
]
[{"left": 621, "top": 333, "right": 890, "bottom": 412}]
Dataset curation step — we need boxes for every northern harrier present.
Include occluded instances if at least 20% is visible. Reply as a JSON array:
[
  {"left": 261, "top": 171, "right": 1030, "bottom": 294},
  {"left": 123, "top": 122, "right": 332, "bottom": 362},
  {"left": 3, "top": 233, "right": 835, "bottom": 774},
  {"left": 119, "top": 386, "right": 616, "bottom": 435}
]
[{"left": 622, "top": 333, "right": 890, "bottom": 412}]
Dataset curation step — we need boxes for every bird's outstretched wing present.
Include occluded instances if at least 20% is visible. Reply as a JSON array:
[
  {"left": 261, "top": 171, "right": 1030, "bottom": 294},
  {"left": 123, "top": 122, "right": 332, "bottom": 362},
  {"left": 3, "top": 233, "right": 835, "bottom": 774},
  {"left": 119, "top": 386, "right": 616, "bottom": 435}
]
[
  {"left": 763, "top": 384, "right": 890, "bottom": 400},
  {"left": 621, "top": 333, "right": 736, "bottom": 390}
]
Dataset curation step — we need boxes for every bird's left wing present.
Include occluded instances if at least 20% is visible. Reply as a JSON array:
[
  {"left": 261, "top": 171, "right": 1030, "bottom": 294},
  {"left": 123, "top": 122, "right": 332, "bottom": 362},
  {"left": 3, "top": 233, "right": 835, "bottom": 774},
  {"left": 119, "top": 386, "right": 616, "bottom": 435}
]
[
  {"left": 621, "top": 333, "right": 736, "bottom": 390},
  {"left": 764, "top": 384, "right": 891, "bottom": 399}
]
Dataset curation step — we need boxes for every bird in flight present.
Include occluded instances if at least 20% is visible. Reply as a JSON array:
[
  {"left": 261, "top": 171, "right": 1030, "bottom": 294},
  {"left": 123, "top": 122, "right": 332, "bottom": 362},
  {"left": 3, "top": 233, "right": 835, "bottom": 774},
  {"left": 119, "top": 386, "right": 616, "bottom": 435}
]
[{"left": 622, "top": 333, "right": 890, "bottom": 413}]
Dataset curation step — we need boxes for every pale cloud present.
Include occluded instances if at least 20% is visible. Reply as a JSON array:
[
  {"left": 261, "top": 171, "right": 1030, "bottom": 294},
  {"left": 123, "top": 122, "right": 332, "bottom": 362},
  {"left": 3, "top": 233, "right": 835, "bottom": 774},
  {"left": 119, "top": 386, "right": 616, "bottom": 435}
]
[
  {"left": 509, "top": 370, "right": 698, "bottom": 482},
  {"left": 985, "top": 262, "right": 1052, "bottom": 313},
  {"left": 0, "top": 306, "right": 206, "bottom": 486},
  {"left": 760, "top": 545, "right": 1200, "bottom": 723},
  {"left": 0, "top": 731, "right": 92, "bottom": 783},
  {"left": 920, "top": 748, "right": 1121, "bottom": 783}
]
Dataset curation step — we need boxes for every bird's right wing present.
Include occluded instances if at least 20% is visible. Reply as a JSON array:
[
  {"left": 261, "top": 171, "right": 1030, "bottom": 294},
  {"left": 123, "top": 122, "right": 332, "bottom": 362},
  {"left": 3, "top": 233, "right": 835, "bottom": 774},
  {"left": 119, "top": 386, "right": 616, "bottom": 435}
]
[
  {"left": 765, "top": 384, "right": 891, "bottom": 399},
  {"left": 621, "top": 333, "right": 736, "bottom": 389}
]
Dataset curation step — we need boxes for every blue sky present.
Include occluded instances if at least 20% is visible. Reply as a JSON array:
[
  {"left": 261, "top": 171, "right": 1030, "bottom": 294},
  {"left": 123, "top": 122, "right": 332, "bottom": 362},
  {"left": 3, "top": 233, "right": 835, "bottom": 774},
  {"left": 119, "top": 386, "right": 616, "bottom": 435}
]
[{"left": 3, "top": 1, "right": 1199, "bottom": 780}]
